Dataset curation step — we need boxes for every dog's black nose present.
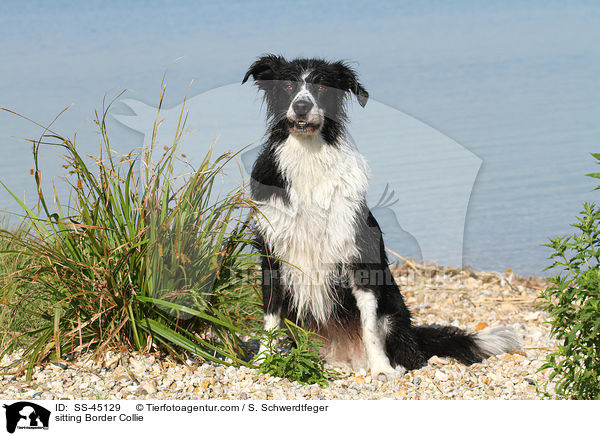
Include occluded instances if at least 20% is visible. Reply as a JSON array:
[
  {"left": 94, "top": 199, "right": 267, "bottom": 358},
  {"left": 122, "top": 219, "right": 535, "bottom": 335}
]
[{"left": 292, "top": 100, "right": 313, "bottom": 116}]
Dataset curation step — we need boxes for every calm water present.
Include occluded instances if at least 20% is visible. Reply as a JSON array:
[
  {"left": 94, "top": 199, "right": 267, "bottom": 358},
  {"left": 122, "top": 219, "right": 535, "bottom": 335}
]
[{"left": 1, "top": 1, "right": 599, "bottom": 276}]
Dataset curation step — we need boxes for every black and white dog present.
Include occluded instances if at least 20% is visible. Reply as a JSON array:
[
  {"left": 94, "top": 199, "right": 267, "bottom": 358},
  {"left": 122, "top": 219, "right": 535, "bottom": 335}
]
[{"left": 243, "top": 55, "right": 519, "bottom": 379}]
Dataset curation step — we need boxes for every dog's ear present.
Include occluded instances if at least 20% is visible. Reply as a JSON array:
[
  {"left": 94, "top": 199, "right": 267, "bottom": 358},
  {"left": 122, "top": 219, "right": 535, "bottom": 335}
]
[
  {"left": 242, "top": 54, "right": 285, "bottom": 85},
  {"left": 333, "top": 61, "right": 369, "bottom": 107}
]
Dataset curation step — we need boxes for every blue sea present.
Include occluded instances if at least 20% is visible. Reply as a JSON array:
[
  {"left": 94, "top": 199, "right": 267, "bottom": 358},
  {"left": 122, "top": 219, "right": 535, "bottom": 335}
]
[{"left": 1, "top": 0, "right": 599, "bottom": 276}]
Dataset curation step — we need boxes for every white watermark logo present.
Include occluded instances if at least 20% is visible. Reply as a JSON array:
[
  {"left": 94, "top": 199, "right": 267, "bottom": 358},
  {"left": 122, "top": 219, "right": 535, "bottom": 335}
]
[{"left": 114, "top": 82, "right": 480, "bottom": 267}]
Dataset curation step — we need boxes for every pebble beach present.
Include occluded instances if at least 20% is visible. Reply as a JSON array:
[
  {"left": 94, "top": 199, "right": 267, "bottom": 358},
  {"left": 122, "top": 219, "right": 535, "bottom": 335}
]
[{"left": 0, "top": 263, "right": 556, "bottom": 400}]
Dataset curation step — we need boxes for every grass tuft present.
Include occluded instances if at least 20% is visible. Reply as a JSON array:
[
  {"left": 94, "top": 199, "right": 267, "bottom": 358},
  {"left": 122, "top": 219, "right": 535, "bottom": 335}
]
[{"left": 0, "top": 86, "right": 262, "bottom": 379}]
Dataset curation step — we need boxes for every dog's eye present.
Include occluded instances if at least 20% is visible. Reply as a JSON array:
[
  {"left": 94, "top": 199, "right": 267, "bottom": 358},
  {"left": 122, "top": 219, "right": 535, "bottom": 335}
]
[
  {"left": 282, "top": 84, "right": 293, "bottom": 92},
  {"left": 318, "top": 86, "right": 327, "bottom": 92}
]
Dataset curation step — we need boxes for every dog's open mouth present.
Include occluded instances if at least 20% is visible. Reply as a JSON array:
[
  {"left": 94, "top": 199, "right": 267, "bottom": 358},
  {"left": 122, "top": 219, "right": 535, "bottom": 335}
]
[{"left": 290, "top": 120, "right": 320, "bottom": 133}]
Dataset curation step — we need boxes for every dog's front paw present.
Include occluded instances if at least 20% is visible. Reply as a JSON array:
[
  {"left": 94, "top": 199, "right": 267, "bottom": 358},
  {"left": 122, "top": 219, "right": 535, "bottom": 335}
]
[
  {"left": 252, "top": 343, "right": 270, "bottom": 365},
  {"left": 370, "top": 364, "right": 406, "bottom": 382}
]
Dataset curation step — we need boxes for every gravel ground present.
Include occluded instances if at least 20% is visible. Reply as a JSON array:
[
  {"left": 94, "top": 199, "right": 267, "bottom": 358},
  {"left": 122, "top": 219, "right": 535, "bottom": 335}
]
[{"left": 0, "top": 263, "right": 556, "bottom": 400}]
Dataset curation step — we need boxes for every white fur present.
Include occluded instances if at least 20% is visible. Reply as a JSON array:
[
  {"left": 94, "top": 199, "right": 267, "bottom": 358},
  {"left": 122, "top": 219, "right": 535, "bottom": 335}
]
[
  {"left": 263, "top": 313, "right": 281, "bottom": 331},
  {"left": 475, "top": 326, "right": 521, "bottom": 356},
  {"left": 379, "top": 315, "right": 393, "bottom": 335},
  {"left": 352, "top": 288, "right": 403, "bottom": 379},
  {"left": 255, "top": 134, "right": 369, "bottom": 324}
]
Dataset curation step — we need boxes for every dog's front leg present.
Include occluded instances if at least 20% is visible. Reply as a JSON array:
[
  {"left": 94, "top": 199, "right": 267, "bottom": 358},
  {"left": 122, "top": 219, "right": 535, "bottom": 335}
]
[
  {"left": 352, "top": 288, "right": 403, "bottom": 380},
  {"left": 255, "top": 256, "right": 284, "bottom": 362}
]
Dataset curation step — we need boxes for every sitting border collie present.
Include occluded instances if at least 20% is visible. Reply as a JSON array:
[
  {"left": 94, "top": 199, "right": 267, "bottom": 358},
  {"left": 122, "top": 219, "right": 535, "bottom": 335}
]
[{"left": 243, "top": 55, "right": 519, "bottom": 379}]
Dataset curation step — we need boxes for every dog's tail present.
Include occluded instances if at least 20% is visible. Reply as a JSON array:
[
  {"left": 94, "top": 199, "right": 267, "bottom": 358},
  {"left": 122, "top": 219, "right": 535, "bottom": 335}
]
[{"left": 413, "top": 324, "right": 521, "bottom": 365}]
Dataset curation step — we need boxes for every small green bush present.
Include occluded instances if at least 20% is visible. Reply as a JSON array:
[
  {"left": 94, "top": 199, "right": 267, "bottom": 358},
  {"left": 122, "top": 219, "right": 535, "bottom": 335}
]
[
  {"left": 540, "top": 153, "right": 600, "bottom": 399},
  {"left": 257, "top": 319, "right": 338, "bottom": 386},
  {"left": 0, "top": 88, "right": 262, "bottom": 379}
]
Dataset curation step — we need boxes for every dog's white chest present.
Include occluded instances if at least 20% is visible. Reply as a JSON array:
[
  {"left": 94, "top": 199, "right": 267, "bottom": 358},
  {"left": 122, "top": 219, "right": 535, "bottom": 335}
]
[{"left": 255, "top": 136, "right": 369, "bottom": 323}]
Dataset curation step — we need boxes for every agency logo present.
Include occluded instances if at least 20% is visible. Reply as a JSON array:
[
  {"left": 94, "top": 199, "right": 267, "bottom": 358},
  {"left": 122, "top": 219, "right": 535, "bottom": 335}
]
[{"left": 2, "top": 402, "right": 50, "bottom": 434}]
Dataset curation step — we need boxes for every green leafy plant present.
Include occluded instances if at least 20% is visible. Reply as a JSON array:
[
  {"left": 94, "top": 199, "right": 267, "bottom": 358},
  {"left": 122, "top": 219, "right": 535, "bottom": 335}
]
[
  {"left": 257, "top": 319, "right": 338, "bottom": 386},
  {"left": 585, "top": 152, "right": 600, "bottom": 186},
  {"left": 540, "top": 153, "right": 600, "bottom": 399},
  {"left": 0, "top": 87, "right": 262, "bottom": 379}
]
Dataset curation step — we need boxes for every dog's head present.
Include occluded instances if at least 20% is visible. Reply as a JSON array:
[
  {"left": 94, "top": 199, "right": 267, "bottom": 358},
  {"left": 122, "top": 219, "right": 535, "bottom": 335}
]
[{"left": 242, "top": 55, "right": 368, "bottom": 144}]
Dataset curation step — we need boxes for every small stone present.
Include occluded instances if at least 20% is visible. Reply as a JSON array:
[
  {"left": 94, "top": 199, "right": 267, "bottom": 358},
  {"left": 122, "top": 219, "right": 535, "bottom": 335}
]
[
  {"left": 475, "top": 322, "right": 488, "bottom": 331},
  {"left": 141, "top": 381, "right": 157, "bottom": 394},
  {"left": 501, "top": 303, "right": 517, "bottom": 312},
  {"left": 394, "top": 388, "right": 407, "bottom": 397},
  {"left": 435, "top": 370, "right": 449, "bottom": 381}
]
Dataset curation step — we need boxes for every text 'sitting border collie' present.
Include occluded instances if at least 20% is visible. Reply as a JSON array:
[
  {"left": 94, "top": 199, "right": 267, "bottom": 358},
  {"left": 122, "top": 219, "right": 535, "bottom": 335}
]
[{"left": 243, "top": 55, "right": 520, "bottom": 379}]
